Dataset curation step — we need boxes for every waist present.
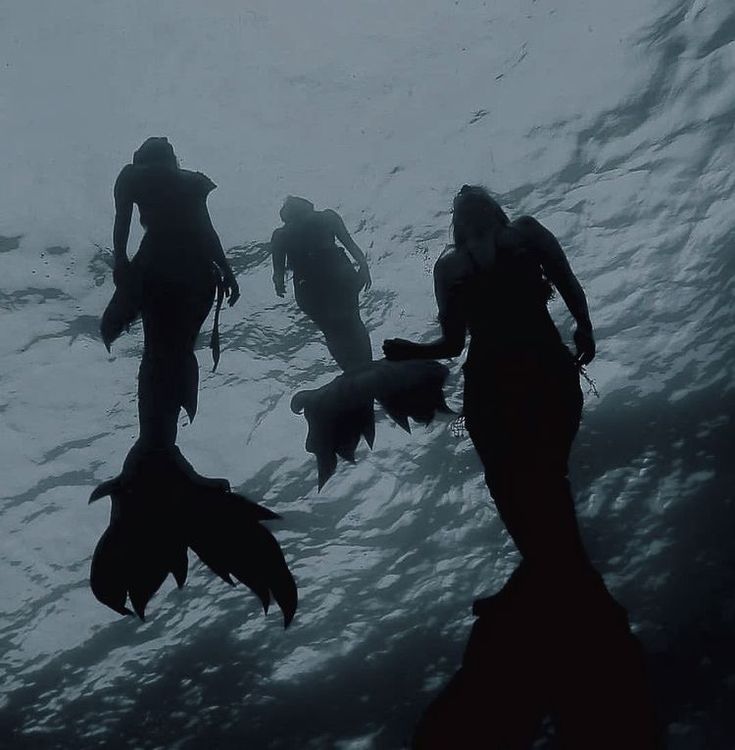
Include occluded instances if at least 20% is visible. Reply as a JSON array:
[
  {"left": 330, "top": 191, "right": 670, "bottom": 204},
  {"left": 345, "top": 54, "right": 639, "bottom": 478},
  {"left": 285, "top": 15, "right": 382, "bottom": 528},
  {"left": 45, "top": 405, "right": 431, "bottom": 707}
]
[
  {"left": 464, "top": 336, "right": 572, "bottom": 372},
  {"left": 292, "top": 250, "right": 354, "bottom": 279}
]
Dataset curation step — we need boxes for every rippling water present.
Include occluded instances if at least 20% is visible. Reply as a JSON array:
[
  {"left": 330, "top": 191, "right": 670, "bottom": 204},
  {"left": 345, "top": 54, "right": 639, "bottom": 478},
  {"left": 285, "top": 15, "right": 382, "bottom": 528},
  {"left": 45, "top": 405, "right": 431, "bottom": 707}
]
[{"left": 1, "top": 1, "right": 734, "bottom": 747}]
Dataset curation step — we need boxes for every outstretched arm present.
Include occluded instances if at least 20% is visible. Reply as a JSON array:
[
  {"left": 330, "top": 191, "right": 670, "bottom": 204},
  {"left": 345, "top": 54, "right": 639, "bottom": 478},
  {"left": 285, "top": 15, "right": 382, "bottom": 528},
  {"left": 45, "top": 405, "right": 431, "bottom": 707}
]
[
  {"left": 270, "top": 229, "right": 286, "bottom": 297},
  {"left": 328, "top": 209, "right": 372, "bottom": 291},
  {"left": 112, "top": 167, "right": 134, "bottom": 287},
  {"left": 383, "top": 254, "right": 466, "bottom": 361},
  {"left": 517, "top": 216, "right": 595, "bottom": 364}
]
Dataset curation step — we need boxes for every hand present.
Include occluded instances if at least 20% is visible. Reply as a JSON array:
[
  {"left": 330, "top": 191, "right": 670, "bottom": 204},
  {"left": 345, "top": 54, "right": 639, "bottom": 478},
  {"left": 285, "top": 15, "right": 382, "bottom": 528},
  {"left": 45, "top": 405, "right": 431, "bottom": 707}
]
[
  {"left": 358, "top": 262, "right": 372, "bottom": 291},
  {"left": 226, "top": 278, "right": 240, "bottom": 307},
  {"left": 223, "top": 270, "right": 240, "bottom": 306},
  {"left": 573, "top": 326, "right": 595, "bottom": 366},
  {"left": 273, "top": 274, "right": 286, "bottom": 297},
  {"left": 112, "top": 256, "right": 132, "bottom": 288},
  {"left": 383, "top": 338, "right": 415, "bottom": 361}
]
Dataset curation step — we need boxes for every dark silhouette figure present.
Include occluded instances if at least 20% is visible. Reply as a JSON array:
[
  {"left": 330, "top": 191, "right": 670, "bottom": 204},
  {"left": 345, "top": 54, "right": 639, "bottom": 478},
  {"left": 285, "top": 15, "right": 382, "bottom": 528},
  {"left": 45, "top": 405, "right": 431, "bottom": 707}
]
[
  {"left": 291, "top": 359, "right": 452, "bottom": 488},
  {"left": 271, "top": 196, "right": 372, "bottom": 371},
  {"left": 102, "top": 136, "right": 240, "bottom": 445},
  {"left": 91, "top": 138, "right": 296, "bottom": 625},
  {"left": 383, "top": 186, "right": 660, "bottom": 747}
]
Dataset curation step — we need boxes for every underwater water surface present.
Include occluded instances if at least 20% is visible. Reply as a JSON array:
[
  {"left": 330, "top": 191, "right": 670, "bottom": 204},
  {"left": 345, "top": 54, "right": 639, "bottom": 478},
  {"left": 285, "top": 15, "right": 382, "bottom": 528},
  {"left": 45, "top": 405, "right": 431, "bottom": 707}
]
[{"left": 1, "top": 0, "right": 734, "bottom": 747}]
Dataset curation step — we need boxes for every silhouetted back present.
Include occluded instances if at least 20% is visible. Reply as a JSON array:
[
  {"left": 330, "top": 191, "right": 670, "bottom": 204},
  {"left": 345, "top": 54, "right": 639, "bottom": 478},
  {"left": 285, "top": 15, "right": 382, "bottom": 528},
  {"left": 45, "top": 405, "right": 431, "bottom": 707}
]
[
  {"left": 276, "top": 210, "right": 348, "bottom": 281},
  {"left": 121, "top": 163, "right": 215, "bottom": 239},
  {"left": 450, "top": 228, "right": 561, "bottom": 356}
]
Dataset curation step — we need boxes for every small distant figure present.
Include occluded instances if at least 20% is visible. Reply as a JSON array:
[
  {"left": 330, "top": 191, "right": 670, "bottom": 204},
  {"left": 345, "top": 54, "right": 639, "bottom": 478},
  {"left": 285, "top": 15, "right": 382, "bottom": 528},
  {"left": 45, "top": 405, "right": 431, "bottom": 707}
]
[
  {"left": 270, "top": 197, "right": 372, "bottom": 371},
  {"left": 102, "top": 136, "right": 240, "bottom": 446}
]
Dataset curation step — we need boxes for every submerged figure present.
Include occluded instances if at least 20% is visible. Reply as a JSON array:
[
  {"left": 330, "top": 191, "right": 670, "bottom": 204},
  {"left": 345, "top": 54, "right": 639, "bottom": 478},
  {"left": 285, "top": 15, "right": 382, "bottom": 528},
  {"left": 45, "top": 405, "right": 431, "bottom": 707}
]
[
  {"left": 102, "top": 136, "right": 240, "bottom": 446},
  {"left": 384, "top": 184, "right": 593, "bottom": 575},
  {"left": 383, "top": 186, "right": 659, "bottom": 747},
  {"left": 91, "top": 138, "right": 296, "bottom": 625},
  {"left": 270, "top": 197, "right": 372, "bottom": 371}
]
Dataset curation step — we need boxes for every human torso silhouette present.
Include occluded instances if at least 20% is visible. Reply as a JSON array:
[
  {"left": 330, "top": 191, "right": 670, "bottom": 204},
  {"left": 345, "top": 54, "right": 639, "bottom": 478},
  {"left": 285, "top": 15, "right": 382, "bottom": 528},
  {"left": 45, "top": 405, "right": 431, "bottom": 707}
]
[
  {"left": 273, "top": 209, "right": 352, "bottom": 283},
  {"left": 435, "top": 220, "right": 563, "bottom": 362},
  {"left": 120, "top": 164, "right": 217, "bottom": 274}
]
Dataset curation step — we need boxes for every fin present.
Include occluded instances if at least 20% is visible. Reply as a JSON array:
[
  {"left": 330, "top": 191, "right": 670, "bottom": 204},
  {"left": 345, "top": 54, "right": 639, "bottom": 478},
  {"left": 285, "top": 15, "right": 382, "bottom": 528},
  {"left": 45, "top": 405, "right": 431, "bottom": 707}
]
[
  {"left": 89, "top": 477, "right": 123, "bottom": 503},
  {"left": 382, "top": 406, "right": 411, "bottom": 433},
  {"left": 294, "top": 359, "right": 450, "bottom": 487},
  {"left": 185, "top": 488, "right": 298, "bottom": 627},
  {"left": 181, "top": 356, "right": 199, "bottom": 424},
  {"left": 100, "top": 286, "right": 140, "bottom": 351},
  {"left": 90, "top": 525, "right": 134, "bottom": 616},
  {"left": 361, "top": 410, "right": 376, "bottom": 449},
  {"left": 290, "top": 389, "right": 315, "bottom": 415},
  {"left": 317, "top": 452, "right": 339, "bottom": 491},
  {"left": 88, "top": 445, "right": 297, "bottom": 626}
]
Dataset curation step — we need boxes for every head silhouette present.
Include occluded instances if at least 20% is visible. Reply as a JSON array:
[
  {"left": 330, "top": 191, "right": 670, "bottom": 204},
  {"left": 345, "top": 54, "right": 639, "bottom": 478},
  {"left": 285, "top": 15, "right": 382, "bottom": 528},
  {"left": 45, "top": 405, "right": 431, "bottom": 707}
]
[
  {"left": 133, "top": 137, "right": 178, "bottom": 170},
  {"left": 280, "top": 196, "right": 314, "bottom": 224},
  {"left": 452, "top": 185, "right": 509, "bottom": 248}
]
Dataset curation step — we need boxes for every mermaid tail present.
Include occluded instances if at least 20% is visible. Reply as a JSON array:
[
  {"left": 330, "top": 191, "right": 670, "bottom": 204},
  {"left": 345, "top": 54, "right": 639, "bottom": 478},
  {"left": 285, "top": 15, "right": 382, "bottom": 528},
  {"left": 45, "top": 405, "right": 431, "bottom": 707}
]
[
  {"left": 89, "top": 443, "right": 297, "bottom": 626},
  {"left": 413, "top": 566, "right": 661, "bottom": 749},
  {"left": 291, "top": 359, "right": 452, "bottom": 489}
]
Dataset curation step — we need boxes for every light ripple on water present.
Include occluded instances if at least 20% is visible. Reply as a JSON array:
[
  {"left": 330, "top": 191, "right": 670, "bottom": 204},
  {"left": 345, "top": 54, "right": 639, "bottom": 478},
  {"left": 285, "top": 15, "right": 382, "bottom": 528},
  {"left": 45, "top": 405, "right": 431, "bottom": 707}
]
[{"left": 1, "top": 0, "right": 735, "bottom": 747}]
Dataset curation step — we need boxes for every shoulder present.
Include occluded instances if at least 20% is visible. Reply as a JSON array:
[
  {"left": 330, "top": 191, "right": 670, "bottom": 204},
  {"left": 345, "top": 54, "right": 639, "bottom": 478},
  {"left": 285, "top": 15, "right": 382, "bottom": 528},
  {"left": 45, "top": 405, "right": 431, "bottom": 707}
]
[
  {"left": 114, "top": 164, "right": 137, "bottom": 200},
  {"left": 434, "top": 246, "right": 470, "bottom": 287},
  {"left": 271, "top": 226, "right": 286, "bottom": 245},
  {"left": 320, "top": 208, "right": 342, "bottom": 228},
  {"left": 507, "top": 216, "right": 560, "bottom": 261},
  {"left": 115, "top": 163, "right": 136, "bottom": 187},
  {"left": 510, "top": 215, "right": 544, "bottom": 241},
  {"left": 180, "top": 169, "right": 217, "bottom": 195}
]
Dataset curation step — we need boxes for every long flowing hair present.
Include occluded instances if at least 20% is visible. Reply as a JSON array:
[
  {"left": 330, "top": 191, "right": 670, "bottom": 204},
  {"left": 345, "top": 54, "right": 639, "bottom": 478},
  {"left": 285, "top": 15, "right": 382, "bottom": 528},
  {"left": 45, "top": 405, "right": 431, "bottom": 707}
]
[
  {"left": 452, "top": 185, "right": 553, "bottom": 301},
  {"left": 451, "top": 185, "right": 509, "bottom": 249}
]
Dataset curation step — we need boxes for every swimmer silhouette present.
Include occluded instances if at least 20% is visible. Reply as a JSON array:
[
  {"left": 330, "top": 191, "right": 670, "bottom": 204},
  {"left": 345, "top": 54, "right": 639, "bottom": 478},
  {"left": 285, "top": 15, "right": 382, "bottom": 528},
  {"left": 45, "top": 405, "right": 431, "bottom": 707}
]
[
  {"left": 91, "top": 138, "right": 296, "bottom": 625},
  {"left": 385, "top": 185, "right": 593, "bottom": 573},
  {"left": 102, "top": 136, "right": 239, "bottom": 442},
  {"left": 270, "top": 197, "right": 372, "bottom": 371},
  {"left": 381, "top": 186, "right": 659, "bottom": 748}
]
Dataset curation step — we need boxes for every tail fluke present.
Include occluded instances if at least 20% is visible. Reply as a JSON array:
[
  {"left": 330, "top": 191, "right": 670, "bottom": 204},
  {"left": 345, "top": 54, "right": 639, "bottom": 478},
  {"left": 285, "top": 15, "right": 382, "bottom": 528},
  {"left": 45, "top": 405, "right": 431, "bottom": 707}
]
[
  {"left": 372, "top": 360, "right": 453, "bottom": 427},
  {"left": 185, "top": 488, "right": 298, "bottom": 628},
  {"left": 89, "top": 443, "right": 297, "bottom": 626},
  {"left": 293, "top": 359, "right": 452, "bottom": 488},
  {"left": 90, "top": 524, "right": 134, "bottom": 617}
]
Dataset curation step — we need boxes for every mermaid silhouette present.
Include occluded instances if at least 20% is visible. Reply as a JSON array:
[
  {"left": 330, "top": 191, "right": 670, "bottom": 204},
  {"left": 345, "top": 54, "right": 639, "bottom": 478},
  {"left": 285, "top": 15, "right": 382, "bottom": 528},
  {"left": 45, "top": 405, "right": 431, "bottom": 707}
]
[
  {"left": 91, "top": 138, "right": 296, "bottom": 625},
  {"left": 382, "top": 186, "right": 659, "bottom": 748},
  {"left": 270, "top": 196, "right": 372, "bottom": 372},
  {"left": 385, "top": 184, "right": 593, "bottom": 575}
]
